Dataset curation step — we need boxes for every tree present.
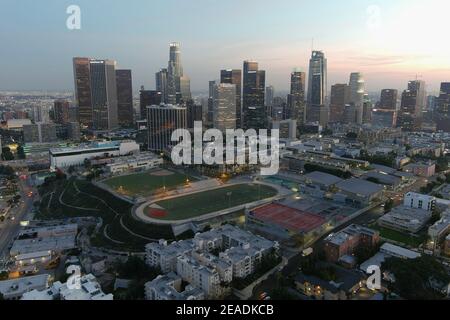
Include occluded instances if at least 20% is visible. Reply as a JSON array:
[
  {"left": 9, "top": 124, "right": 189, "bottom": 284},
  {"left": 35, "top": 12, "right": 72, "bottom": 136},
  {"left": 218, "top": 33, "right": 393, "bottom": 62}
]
[
  {"left": 382, "top": 256, "right": 450, "bottom": 300},
  {"left": 115, "top": 256, "right": 160, "bottom": 300},
  {"left": 1, "top": 147, "right": 14, "bottom": 161}
]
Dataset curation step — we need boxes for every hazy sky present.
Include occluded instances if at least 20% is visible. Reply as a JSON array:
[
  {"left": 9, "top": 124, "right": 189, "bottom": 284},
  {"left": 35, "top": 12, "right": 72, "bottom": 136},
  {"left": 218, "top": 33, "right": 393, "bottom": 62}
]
[{"left": 1, "top": 0, "right": 449, "bottom": 94}]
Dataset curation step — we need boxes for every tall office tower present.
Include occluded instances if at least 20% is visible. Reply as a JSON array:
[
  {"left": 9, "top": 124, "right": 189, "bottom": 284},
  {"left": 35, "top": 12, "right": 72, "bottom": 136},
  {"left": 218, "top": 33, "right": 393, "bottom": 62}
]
[
  {"left": 156, "top": 68, "right": 169, "bottom": 103},
  {"left": 73, "top": 57, "right": 93, "bottom": 127},
  {"left": 272, "top": 96, "right": 287, "bottom": 121},
  {"left": 89, "top": 59, "right": 119, "bottom": 130},
  {"left": 139, "top": 87, "right": 162, "bottom": 120},
  {"left": 73, "top": 57, "right": 119, "bottom": 131},
  {"left": 31, "top": 105, "right": 51, "bottom": 123},
  {"left": 349, "top": 72, "right": 365, "bottom": 124},
  {"left": 212, "top": 83, "right": 237, "bottom": 131},
  {"left": 147, "top": 104, "right": 187, "bottom": 152},
  {"left": 243, "top": 61, "right": 266, "bottom": 129},
  {"left": 54, "top": 100, "right": 70, "bottom": 124},
  {"left": 380, "top": 89, "right": 398, "bottom": 110},
  {"left": 287, "top": 70, "right": 306, "bottom": 126},
  {"left": 265, "top": 86, "right": 275, "bottom": 107},
  {"left": 306, "top": 51, "right": 327, "bottom": 125},
  {"left": 435, "top": 82, "right": 450, "bottom": 132},
  {"left": 207, "top": 80, "right": 216, "bottom": 126},
  {"left": 397, "top": 80, "right": 426, "bottom": 132},
  {"left": 363, "top": 95, "right": 373, "bottom": 124},
  {"left": 186, "top": 100, "right": 203, "bottom": 129},
  {"left": 166, "top": 42, "right": 191, "bottom": 104},
  {"left": 116, "top": 69, "right": 133, "bottom": 128},
  {"left": 329, "top": 84, "right": 350, "bottom": 123},
  {"left": 220, "top": 69, "right": 242, "bottom": 127},
  {"left": 178, "top": 75, "right": 192, "bottom": 103}
]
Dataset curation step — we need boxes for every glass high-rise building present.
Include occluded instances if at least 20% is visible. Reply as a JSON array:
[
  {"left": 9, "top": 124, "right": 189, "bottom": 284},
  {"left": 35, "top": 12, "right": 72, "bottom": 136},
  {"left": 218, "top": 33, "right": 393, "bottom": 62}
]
[
  {"left": 166, "top": 42, "right": 191, "bottom": 104},
  {"left": 329, "top": 84, "right": 350, "bottom": 123},
  {"left": 397, "top": 80, "right": 426, "bottom": 132},
  {"left": 220, "top": 69, "right": 242, "bottom": 128},
  {"left": 147, "top": 104, "right": 187, "bottom": 152},
  {"left": 349, "top": 72, "right": 365, "bottom": 124},
  {"left": 73, "top": 57, "right": 93, "bottom": 128},
  {"left": 156, "top": 68, "right": 168, "bottom": 103},
  {"left": 89, "top": 59, "right": 119, "bottom": 131},
  {"left": 54, "top": 100, "right": 70, "bottom": 124},
  {"left": 288, "top": 70, "right": 306, "bottom": 125},
  {"left": 213, "top": 83, "right": 237, "bottom": 131},
  {"left": 243, "top": 61, "right": 265, "bottom": 129},
  {"left": 435, "top": 82, "right": 450, "bottom": 132},
  {"left": 116, "top": 69, "right": 133, "bottom": 128},
  {"left": 73, "top": 57, "right": 119, "bottom": 131},
  {"left": 140, "top": 88, "right": 162, "bottom": 120},
  {"left": 306, "top": 51, "right": 327, "bottom": 125},
  {"left": 380, "top": 89, "right": 398, "bottom": 110}
]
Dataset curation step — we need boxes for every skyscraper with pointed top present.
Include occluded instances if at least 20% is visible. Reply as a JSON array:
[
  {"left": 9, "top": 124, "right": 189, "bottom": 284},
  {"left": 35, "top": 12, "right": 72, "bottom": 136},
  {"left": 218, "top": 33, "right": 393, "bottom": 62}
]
[
  {"left": 306, "top": 51, "right": 328, "bottom": 125},
  {"left": 166, "top": 42, "right": 191, "bottom": 104}
]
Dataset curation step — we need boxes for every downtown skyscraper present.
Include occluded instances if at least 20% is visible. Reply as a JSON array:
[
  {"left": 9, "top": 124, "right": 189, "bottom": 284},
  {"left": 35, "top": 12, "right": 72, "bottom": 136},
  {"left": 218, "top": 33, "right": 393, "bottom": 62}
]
[
  {"left": 349, "top": 72, "right": 365, "bottom": 124},
  {"left": 116, "top": 69, "right": 133, "bottom": 128},
  {"left": 397, "top": 80, "right": 426, "bottom": 132},
  {"left": 287, "top": 69, "right": 306, "bottom": 126},
  {"left": 166, "top": 43, "right": 191, "bottom": 104},
  {"left": 242, "top": 61, "right": 266, "bottom": 129},
  {"left": 212, "top": 83, "right": 237, "bottom": 131},
  {"left": 306, "top": 51, "right": 328, "bottom": 126},
  {"left": 435, "top": 82, "right": 450, "bottom": 132},
  {"left": 220, "top": 69, "right": 242, "bottom": 128},
  {"left": 73, "top": 57, "right": 119, "bottom": 131},
  {"left": 329, "top": 84, "right": 350, "bottom": 123}
]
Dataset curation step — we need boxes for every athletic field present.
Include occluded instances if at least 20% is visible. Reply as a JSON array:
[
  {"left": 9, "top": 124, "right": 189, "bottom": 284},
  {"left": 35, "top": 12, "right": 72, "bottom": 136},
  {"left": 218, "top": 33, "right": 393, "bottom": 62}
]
[
  {"left": 145, "top": 184, "right": 278, "bottom": 221},
  {"left": 103, "top": 169, "right": 194, "bottom": 196}
]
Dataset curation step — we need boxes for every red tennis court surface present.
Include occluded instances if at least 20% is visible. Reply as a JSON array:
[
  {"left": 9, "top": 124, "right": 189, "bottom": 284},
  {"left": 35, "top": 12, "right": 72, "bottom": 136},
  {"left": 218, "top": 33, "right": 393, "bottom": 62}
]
[{"left": 249, "top": 203, "right": 326, "bottom": 233}]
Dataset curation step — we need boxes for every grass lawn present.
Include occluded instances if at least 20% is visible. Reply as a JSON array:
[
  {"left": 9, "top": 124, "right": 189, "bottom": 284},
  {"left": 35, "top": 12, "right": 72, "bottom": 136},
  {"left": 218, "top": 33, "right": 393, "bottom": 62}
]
[
  {"left": 150, "top": 184, "right": 278, "bottom": 221},
  {"left": 103, "top": 169, "right": 195, "bottom": 196},
  {"left": 37, "top": 177, "right": 180, "bottom": 251},
  {"left": 370, "top": 224, "right": 427, "bottom": 247}
]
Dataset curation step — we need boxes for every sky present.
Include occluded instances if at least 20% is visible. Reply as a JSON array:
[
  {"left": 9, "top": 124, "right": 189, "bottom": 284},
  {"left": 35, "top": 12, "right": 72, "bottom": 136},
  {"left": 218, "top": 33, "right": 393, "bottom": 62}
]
[{"left": 1, "top": 0, "right": 450, "bottom": 94}]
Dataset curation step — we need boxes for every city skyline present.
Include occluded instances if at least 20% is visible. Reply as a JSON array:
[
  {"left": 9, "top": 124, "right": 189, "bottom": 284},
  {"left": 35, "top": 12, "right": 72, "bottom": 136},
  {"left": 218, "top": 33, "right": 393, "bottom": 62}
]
[{"left": 1, "top": 0, "right": 450, "bottom": 93}]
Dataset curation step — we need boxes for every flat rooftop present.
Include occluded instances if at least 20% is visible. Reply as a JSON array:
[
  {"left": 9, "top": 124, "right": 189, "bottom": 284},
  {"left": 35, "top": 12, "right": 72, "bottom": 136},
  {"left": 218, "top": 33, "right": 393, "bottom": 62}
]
[
  {"left": 249, "top": 203, "right": 326, "bottom": 233},
  {"left": 304, "top": 171, "right": 343, "bottom": 186},
  {"left": 336, "top": 178, "right": 384, "bottom": 196}
]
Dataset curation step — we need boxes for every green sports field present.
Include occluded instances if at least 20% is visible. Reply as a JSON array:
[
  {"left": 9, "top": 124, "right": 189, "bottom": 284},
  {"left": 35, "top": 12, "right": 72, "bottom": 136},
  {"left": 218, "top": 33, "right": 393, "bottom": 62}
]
[
  {"left": 147, "top": 184, "right": 278, "bottom": 221},
  {"left": 103, "top": 169, "right": 194, "bottom": 196}
]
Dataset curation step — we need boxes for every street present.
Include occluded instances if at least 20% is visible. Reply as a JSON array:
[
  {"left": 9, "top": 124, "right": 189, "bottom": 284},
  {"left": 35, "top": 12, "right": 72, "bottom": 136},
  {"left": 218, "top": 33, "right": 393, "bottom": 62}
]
[{"left": 0, "top": 177, "right": 35, "bottom": 265}]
